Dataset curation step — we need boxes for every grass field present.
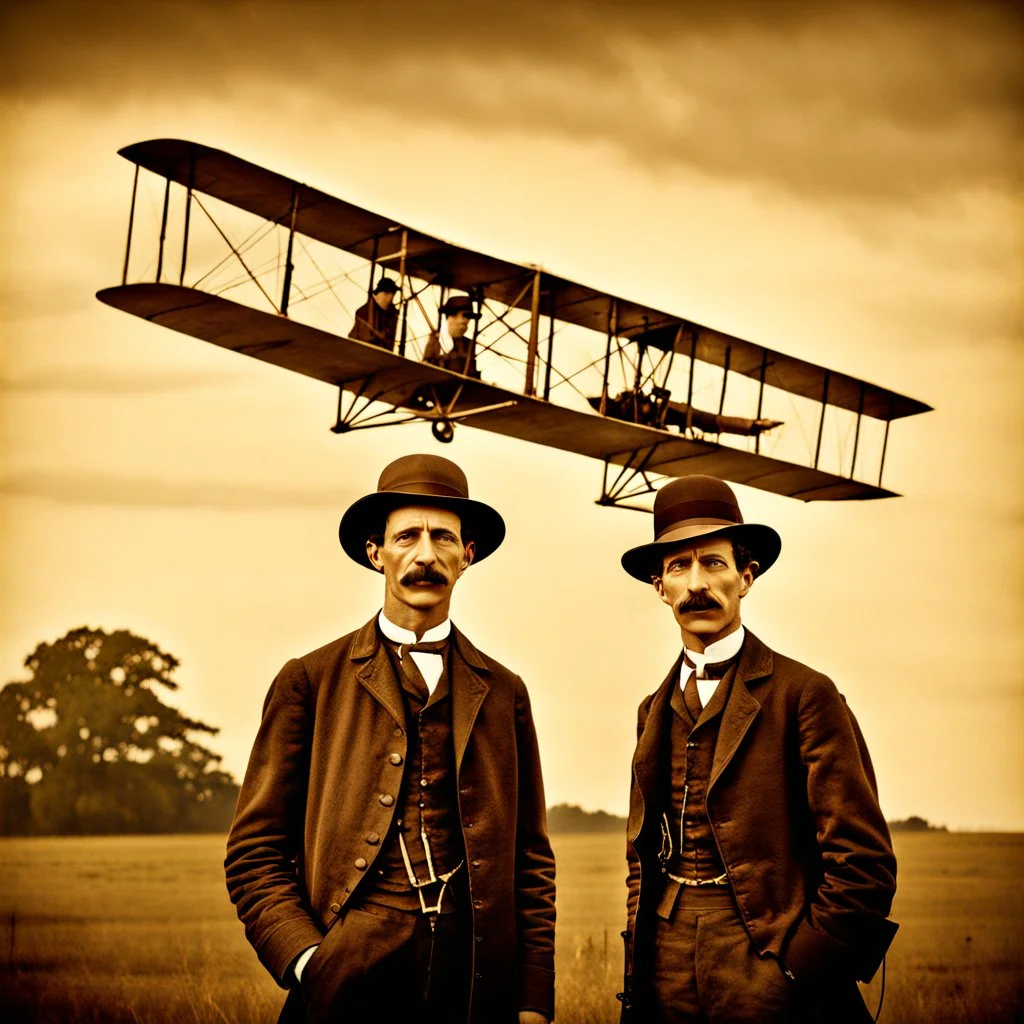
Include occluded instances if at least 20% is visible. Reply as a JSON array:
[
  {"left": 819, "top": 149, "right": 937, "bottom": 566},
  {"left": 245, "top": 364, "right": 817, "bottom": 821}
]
[{"left": 0, "top": 832, "right": 1021, "bottom": 1023}]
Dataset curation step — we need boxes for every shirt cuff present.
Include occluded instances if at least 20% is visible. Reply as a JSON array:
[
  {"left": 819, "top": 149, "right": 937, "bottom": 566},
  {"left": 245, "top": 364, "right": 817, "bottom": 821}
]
[{"left": 291, "top": 944, "right": 318, "bottom": 984}]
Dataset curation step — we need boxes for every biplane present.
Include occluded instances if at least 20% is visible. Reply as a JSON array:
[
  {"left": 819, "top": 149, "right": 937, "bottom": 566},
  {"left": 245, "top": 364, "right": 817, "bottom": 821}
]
[{"left": 97, "top": 140, "right": 931, "bottom": 509}]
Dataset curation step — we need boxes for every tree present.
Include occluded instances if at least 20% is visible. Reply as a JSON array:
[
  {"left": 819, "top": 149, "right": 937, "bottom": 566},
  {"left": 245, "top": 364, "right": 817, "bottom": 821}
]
[{"left": 0, "top": 627, "right": 238, "bottom": 835}]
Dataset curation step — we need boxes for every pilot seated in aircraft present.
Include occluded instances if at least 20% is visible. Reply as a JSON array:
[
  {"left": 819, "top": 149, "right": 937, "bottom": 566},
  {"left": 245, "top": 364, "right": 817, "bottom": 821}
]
[
  {"left": 349, "top": 277, "right": 400, "bottom": 350},
  {"left": 423, "top": 294, "right": 481, "bottom": 378}
]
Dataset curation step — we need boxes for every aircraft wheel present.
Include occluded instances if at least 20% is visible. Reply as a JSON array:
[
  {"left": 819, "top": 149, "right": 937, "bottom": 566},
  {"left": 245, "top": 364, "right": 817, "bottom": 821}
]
[{"left": 431, "top": 419, "right": 455, "bottom": 444}]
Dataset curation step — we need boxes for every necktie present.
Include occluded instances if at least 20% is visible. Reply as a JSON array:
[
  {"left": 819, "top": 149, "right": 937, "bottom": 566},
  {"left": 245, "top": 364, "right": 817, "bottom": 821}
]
[
  {"left": 398, "top": 639, "right": 449, "bottom": 698},
  {"left": 701, "top": 659, "right": 734, "bottom": 680},
  {"left": 682, "top": 653, "right": 736, "bottom": 717}
]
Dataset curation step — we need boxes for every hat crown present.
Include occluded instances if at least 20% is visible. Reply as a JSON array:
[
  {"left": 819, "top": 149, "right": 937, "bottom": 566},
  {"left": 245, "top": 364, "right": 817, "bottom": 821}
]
[
  {"left": 652, "top": 475, "right": 743, "bottom": 541},
  {"left": 377, "top": 454, "right": 469, "bottom": 501},
  {"left": 620, "top": 474, "right": 781, "bottom": 582},
  {"left": 440, "top": 295, "right": 475, "bottom": 315}
]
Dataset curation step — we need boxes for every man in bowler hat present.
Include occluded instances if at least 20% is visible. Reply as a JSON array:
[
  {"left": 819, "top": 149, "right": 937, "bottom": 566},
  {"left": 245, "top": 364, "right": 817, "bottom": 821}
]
[
  {"left": 617, "top": 475, "right": 897, "bottom": 1023},
  {"left": 226, "top": 454, "right": 555, "bottom": 1023},
  {"left": 349, "top": 276, "right": 400, "bottom": 349},
  {"left": 423, "top": 294, "right": 481, "bottom": 377}
]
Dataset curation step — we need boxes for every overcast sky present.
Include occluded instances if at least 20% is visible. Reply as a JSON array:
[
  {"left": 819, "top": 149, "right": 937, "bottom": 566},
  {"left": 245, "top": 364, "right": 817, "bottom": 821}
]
[{"left": 2, "top": 0, "right": 1022, "bottom": 829}]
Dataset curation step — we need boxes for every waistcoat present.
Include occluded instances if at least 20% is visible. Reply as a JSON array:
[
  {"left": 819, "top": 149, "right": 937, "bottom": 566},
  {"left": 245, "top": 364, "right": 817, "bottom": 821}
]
[
  {"left": 362, "top": 641, "right": 465, "bottom": 910},
  {"left": 662, "top": 664, "right": 737, "bottom": 881}
]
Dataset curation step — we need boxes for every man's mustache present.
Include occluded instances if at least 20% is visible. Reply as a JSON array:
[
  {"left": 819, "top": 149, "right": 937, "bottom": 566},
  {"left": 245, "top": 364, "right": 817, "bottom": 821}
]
[
  {"left": 401, "top": 566, "right": 449, "bottom": 586},
  {"left": 678, "top": 593, "right": 721, "bottom": 613}
]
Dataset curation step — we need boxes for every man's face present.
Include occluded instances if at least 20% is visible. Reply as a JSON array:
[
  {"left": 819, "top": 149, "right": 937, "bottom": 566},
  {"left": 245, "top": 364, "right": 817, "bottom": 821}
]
[
  {"left": 447, "top": 311, "right": 471, "bottom": 339},
  {"left": 366, "top": 505, "right": 474, "bottom": 617},
  {"left": 652, "top": 537, "right": 755, "bottom": 648},
  {"left": 374, "top": 291, "right": 396, "bottom": 310}
]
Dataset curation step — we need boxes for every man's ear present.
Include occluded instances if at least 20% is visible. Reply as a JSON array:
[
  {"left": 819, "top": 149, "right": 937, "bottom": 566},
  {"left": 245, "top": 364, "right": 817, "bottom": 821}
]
[
  {"left": 739, "top": 562, "right": 758, "bottom": 598},
  {"left": 458, "top": 540, "right": 476, "bottom": 576},
  {"left": 365, "top": 539, "right": 385, "bottom": 574},
  {"left": 652, "top": 575, "right": 672, "bottom": 607}
]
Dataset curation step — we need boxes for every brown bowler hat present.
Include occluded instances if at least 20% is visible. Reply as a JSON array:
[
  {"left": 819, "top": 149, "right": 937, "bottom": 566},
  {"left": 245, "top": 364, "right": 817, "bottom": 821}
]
[
  {"left": 620, "top": 475, "right": 781, "bottom": 582},
  {"left": 339, "top": 454, "right": 505, "bottom": 570}
]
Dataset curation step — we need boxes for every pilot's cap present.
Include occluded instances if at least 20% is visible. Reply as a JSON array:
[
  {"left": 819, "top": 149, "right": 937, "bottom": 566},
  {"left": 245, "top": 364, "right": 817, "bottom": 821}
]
[{"left": 439, "top": 294, "right": 479, "bottom": 318}]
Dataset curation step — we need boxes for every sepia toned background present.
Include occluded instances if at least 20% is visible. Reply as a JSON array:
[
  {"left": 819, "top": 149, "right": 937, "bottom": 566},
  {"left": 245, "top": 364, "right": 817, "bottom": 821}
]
[{"left": 2, "top": 0, "right": 1022, "bottom": 841}]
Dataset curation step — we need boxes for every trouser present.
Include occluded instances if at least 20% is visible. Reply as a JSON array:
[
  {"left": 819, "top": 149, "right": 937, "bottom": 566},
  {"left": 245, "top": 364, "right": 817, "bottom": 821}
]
[
  {"left": 641, "top": 882, "right": 872, "bottom": 1024},
  {"left": 279, "top": 893, "right": 472, "bottom": 1024}
]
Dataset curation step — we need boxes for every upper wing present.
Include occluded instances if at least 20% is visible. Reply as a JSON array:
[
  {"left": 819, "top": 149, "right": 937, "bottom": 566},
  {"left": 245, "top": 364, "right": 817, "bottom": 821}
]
[{"left": 116, "top": 139, "right": 929, "bottom": 423}]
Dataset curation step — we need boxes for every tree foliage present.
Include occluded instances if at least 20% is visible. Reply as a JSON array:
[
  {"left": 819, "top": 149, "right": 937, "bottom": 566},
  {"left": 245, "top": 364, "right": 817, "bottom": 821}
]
[{"left": 0, "top": 627, "right": 238, "bottom": 835}]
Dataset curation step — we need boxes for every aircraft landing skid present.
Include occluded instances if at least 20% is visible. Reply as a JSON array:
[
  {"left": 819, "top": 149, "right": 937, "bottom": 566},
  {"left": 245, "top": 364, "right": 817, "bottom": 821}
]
[
  {"left": 596, "top": 446, "right": 663, "bottom": 512},
  {"left": 330, "top": 377, "right": 516, "bottom": 445}
]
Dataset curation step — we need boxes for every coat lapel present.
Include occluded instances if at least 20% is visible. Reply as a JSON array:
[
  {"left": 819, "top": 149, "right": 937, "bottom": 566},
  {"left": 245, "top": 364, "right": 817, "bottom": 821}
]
[
  {"left": 352, "top": 616, "right": 406, "bottom": 730},
  {"left": 709, "top": 629, "right": 773, "bottom": 789},
  {"left": 449, "top": 625, "right": 490, "bottom": 772},
  {"left": 630, "top": 653, "right": 683, "bottom": 842}
]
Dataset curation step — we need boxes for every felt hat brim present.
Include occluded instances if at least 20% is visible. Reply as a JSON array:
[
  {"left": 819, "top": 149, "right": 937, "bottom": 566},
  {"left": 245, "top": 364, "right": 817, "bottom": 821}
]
[
  {"left": 620, "top": 521, "right": 781, "bottom": 582},
  {"left": 339, "top": 491, "right": 505, "bottom": 570}
]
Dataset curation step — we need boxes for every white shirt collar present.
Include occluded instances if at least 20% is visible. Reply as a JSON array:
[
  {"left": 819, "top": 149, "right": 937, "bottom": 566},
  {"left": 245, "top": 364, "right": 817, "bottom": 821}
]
[
  {"left": 377, "top": 610, "right": 452, "bottom": 646},
  {"left": 684, "top": 625, "right": 745, "bottom": 677}
]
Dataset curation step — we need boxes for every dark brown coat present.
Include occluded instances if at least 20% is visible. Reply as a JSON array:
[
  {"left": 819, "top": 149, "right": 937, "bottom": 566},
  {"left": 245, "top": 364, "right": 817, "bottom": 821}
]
[
  {"left": 349, "top": 299, "right": 398, "bottom": 348},
  {"left": 624, "top": 631, "right": 897, "bottom": 1020},
  {"left": 225, "top": 617, "right": 556, "bottom": 1021}
]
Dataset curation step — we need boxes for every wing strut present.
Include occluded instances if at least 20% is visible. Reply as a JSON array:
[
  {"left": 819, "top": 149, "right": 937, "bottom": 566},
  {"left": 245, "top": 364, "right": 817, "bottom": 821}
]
[
  {"left": 122, "top": 163, "right": 139, "bottom": 286},
  {"left": 597, "top": 444, "right": 664, "bottom": 511}
]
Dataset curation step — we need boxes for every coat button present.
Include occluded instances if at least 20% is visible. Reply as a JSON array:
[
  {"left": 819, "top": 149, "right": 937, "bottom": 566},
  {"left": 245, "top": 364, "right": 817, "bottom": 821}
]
[
  {"left": 465, "top": 822, "right": 474, "bottom": 829},
  {"left": 473, "top": 899, "right": 483, "bottom": 909},
  {"left": 389, "top": 752, "right": 403, "bottom": 765},
  {"left": 393, "top": 727, "right": 403, "bottom": 737},
  {"left": 354, "top": 858, "right": 367, "bottom": 870},
  {"left": 329, "top": 902, "right": 341, "bottom": 913},
  {"left": 366, "top": 832, "right": 380, "bottom": 845},
  {"left": 475, "top": 935, "right": 483, "bottom": 943},
  {"left": 380, "top": 794, "right": 394, "bottom": 806},
  {"left": 471, "top": 859, "right": 481, "bottom": 868}
]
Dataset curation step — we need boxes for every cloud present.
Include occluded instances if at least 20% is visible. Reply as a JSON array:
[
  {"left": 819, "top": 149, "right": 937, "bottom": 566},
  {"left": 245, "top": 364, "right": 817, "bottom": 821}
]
[
  {"left": 1, "top": 471, "right": 345, "bottom": 509},
  {"left": 2, "top": 1, "right": 1020, "bottom": 205},
  {"left": 0, "top": 368, "right": 245, "bottom": 394}
]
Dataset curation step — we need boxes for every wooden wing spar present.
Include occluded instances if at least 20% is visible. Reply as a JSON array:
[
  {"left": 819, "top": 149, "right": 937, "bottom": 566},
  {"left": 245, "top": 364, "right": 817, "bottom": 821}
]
[{"left": 97, "top": 139, "right": 932, "bottom": 508}]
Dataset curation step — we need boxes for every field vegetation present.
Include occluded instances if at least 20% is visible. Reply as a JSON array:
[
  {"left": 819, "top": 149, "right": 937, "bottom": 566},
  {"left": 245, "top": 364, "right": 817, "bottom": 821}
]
[{"left": 0, "top": 831, "right": 1021, "bottom": 1023}]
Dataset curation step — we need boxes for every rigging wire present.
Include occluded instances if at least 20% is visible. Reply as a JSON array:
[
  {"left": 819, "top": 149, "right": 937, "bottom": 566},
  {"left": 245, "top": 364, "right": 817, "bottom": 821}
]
[{"left": 190, "top": 217, "right": 277, "bottom": 291}]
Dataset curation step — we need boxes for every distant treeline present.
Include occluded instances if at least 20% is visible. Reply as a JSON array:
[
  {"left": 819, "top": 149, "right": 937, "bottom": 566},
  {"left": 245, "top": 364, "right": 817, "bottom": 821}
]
[
  {"left": 888, "top": 815, "right": 948, "bottom": 832},
  {"left": 546, "top": 806, "right": 950, "bottom": 836},
  {"left": 547, "top": 803, "right": 626, "bottom": 833}
]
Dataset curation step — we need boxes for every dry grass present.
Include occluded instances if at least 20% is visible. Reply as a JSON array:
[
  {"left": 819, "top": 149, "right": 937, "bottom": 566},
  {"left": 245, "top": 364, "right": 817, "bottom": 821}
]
[{"left": 0, "top": 832, "right": 1021, "bottom": 1023}]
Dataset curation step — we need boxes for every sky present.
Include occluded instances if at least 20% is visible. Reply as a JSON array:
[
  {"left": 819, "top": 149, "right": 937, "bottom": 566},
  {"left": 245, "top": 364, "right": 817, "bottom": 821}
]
[{"left": 2, "top": 0, "right": 1022, "bottom": 830}]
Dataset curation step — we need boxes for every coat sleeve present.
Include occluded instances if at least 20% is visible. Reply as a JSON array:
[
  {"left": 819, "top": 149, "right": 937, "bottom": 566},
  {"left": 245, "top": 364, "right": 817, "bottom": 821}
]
[
  {"left": 422, "top": 329, "right": 442, "bottom": 363},
  {"left": 619, "top": 695, "right": 651, "bottom": 1020},
  {"left": 224, "top": 658, "right": 324, "bottom": 987},
  {"left": 625, "top": 696, "right": 651, "bottom": 935},
  {"left": 512, "top": 675, "right": 557, "bottom": 1019},
  {"left": 783, "top": 674, "right": 898, "bottom": 982},
  {"left": 348, "top": 302, "right": 373, "bottom": 342}
]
